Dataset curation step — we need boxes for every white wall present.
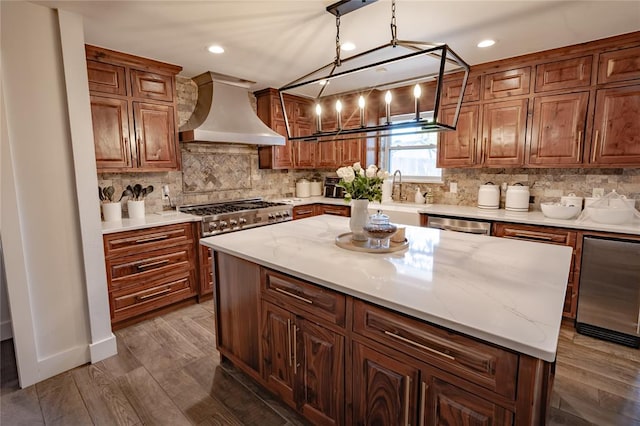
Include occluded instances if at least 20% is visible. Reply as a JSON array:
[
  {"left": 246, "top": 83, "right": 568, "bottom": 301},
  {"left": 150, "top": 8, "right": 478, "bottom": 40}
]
[{"left": 1, "top": 1, "right": 115, "bottom": 387}]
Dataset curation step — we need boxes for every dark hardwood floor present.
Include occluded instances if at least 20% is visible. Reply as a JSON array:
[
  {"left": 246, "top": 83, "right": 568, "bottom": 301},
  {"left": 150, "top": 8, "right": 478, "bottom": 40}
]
[{"left": 1, "top": 301, "right": 639, "bottom": 425}]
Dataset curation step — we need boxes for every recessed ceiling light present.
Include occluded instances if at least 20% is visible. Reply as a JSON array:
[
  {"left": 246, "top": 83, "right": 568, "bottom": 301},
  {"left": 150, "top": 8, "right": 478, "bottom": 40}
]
[
  {"left": 207, "top": 45, "right": 224, "bottom": 54},
  {"left": 341, "top": 42, "right": 356, "bottom": 51},
  {"left": 318, "top": 79, "right": 329, "bottom": 86},
  {"left": 477, "top": 39, "right": 496, "bottom": 48}
]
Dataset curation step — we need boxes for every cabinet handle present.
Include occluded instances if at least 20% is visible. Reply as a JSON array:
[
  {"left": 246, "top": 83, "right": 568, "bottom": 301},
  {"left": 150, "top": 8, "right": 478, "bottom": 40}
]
[
  {"left": 136, "top": 259, "right": 170, "bottom": 270},
  {"left": 293, "top": 324, "right": 298, "bottom": 373},
  {"left": 323, "top": 209, "right": 344, "bottom": 216},
  {"left": 576, "top": 130, "right": 582, "bottom": 162},
  {"left": 296, "top": 209, "right": 314, "bottom": 215},
  {"left": 124, "top": 137, "right": 133, "bottom": 167},
  {"left": 287, "top": 318, "right": 293, "bottom": 367},
  {"left": 136, "top": 287, "right": 172, "bottom": 301},
  {"left": 274, "top": 287, "right": 313, "bottom": 304},
  {"left": 419, "top": 381, "right": 427, "bottom": 426},
  {"left": 384, "top": 331, "right": 455, "bottom": 361},
  {"left": 592, "top": 130, "right": 599, "bottom": 163},
  {"left": 482, "top": 137, "right": 487, "bottom": 163},
  {"left": 512, "top": 232, "right": 553, "bottom": 241},
  {"left": 636, "top": 308, "right": 640, "bottom": 335},
  {"left": 135, "top": 234, "right": 170, "bottom": 244},
  {"left": 404, "top": 375, "right": 411, "bottom": 426},
  {"left": 472, "top": 137, "right": 476, "bottom": 163},
  {"left": 136, "top": 130, "right": 142, "bottom": 167}
]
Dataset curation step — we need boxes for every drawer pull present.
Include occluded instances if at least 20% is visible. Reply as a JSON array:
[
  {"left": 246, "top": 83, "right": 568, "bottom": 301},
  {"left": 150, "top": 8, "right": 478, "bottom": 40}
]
[
  {"left": 293, "top": 324, "right": 299, "bottom": 372},
  {"left": 287, "top": 318, "right": 293, "bottom": 367},
  {"left": 419, "top": 381, "right": 427, "bottom": 426},
  {"left": 512, "top": 232, "right": 553, "bottom": 241},
  {"left": 592, "top": 130, "right": 599, "bottom": 163},
  {"left": 135, "top": 234, "right": 170, "bottom": 244},
  {"left": 576, "top": 130, "right": 582, "bottom": 162},
  {"left": 384, "top": 330, "right": 455, "bottom": 361},
  {"left": 296, "top": 209, "right": 314, "bottom": 215},
  {"left": 274, "top": 287, "right": 313, "bottom": 304},
  {"left": 136, "top": 287, "right": 172, "bottom": 301},
  {"left": 323, "top": 209, "right": 343, "bottom": 215},
  {"left": 136, "top": 259, "right": 170, "bottom": 270},
  {"left": 404, "top": 375, "right": 411, "bottom": 426}
]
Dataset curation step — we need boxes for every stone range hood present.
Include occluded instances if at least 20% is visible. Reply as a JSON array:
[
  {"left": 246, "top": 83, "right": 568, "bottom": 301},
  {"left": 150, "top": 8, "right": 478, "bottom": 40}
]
[{"left": 179, "top": 71, "right": 285, "bottom": 146}]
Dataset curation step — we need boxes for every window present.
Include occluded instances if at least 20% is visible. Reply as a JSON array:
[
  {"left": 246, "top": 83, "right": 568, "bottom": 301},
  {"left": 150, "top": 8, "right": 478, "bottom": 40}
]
[{"left": 379, "top": 113, "right": 442, "bottom": 182}]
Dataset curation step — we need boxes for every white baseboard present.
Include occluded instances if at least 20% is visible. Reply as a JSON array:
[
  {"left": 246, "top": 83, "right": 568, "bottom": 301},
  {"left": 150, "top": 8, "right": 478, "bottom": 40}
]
[
  {"left": 37, "top": 345, "right": 90, "bottom": 383},
  {"left": 0, "top": 319, "right": 13, "bottom": 341},
  {"left": 89, "top": 333, "right": 117, "bottom": 363}
]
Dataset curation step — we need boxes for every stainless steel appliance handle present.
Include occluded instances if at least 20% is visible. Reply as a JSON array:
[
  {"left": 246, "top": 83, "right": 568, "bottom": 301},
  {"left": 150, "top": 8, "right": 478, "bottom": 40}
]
[{"left": 430, "top": 223, "right": 488, "bottom": 234}]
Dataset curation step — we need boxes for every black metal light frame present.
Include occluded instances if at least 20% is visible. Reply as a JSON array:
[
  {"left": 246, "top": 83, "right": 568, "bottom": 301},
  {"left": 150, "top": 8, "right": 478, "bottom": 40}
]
[{"left": 277, "top": 1, "right": 470, "bottom": 142}]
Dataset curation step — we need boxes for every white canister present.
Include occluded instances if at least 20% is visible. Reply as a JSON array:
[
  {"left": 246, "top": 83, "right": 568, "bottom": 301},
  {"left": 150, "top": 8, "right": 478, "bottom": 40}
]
[
  {"left": 127, "top": 200, "right": 146, "bottom": 218},
  {"left": 505, "top": 184, "right": 530, "bottom": 212},
  {"left": 102, "top": 202, "right": 122, "bottom": 222},
  {"left": 381, "top": 179, "right": 393, "bottom": 203},
  {"left": 310, "top": 180, "right": 323, "bottom": 196},
  {"left": 477, "top": 183, "right": 500, "bottom": 209},
  {"left": 296, "top": 178, "right": 311, "bottom": 198},
  {"left": 560, "top": 193, "right": 583, "bottom": 209}
]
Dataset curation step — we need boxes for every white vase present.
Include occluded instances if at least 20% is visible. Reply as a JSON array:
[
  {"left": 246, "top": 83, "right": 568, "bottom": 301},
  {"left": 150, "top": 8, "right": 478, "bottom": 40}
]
[
  {"left": 127, "top": 200, "right": 146, "bottom": 219},
  {"left": 350, "top": 199, "right": 369, "bottom": 242},
  {"left": 102, "top": 202, "right": 122, "bottom": 222}
]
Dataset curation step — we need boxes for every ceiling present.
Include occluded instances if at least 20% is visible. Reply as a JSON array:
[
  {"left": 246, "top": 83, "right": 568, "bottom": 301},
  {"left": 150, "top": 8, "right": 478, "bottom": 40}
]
[{"left": 37, "top": 1, "right": 640, "bottom": 91}]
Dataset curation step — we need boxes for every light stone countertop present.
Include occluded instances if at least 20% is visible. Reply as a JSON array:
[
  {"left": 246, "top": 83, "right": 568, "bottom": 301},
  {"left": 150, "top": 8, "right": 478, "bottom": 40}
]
[
  {"left": 101, "top": 211, "right": 199, "bottom": 234},
  {"left": 200, "top": 215, "right": 572, "bottom": 362}
]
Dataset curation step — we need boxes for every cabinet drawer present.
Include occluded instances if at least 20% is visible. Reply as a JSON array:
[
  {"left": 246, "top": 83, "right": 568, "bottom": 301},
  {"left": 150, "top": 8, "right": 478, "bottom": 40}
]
[
  {"left": 104, "top": 223, "right": 194, "bottom": 258},
  {"left": 353, "top": 300, "right": 518, "bottom": 399},
  {"left": 107, "top": 244, "right": 194, "bottom": 290},
  {"left": 535, "top": 56, "right": 593, "bottom": 92},
  {"left": 87, "top": 60, "right": 127, "bottom": 96},
  {"left": 130, "top": 69, "right": 174, "bottom": 102},
  {"left": 110, "top": 272, "right": 195, "bottom": 323},
  {"left": 598, "top": 46, "right": 640, "bottom": 84},
  {"left": 317, "top": 205, "right": 350, "bottom": 217},
  {"left": 262, "top": 269, "right": 346, "bottom": 326},
  {"left": 293, "top": 205, "right": 317, "bottom": 220}
]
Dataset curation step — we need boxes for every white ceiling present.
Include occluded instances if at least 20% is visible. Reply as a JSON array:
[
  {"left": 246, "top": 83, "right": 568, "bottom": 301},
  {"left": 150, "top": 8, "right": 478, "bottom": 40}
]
[{"left": 37, "top": 1, "right": 640, "bottom": 91}]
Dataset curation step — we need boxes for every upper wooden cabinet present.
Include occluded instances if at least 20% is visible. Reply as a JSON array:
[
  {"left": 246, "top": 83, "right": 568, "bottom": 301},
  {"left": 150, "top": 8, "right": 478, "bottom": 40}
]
[
  {"left": 86, "top": 45, "right": 182, "bottom": 173},
  {"left": 598, "top": 46, "right": 640, "bottom": 84},
  {"left": 482, "top": 99, "right": 528, "bottom": 167},
  {"left": 535, "top": 56, "right": 592, "bottom": 92},
  {"left": 528, "top": 92, "right": 589, "bottom": 166},
  {"left": 483, "top": 67, "right": 531, "bottom": 100},
  {"left": 437, "top": 105, "right": 479, "bottom": 167},
  {"left": 441, "top": 75, "right": 481, "bottom": 105},
  {"left": 590, "top": 84, "right": 640, "bottom": 165}
]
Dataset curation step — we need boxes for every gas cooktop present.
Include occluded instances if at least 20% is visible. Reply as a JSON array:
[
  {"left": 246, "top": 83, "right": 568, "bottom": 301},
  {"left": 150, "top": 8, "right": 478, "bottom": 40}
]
[{"left": 179, "top": 198, "right": 292, "bottom": 237}]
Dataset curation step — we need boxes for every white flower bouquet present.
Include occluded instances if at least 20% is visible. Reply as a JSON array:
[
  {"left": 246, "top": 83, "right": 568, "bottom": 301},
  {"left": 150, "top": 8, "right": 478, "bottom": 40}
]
[{"left": 336, "top": 162, "right": 389, "bottom": 203}]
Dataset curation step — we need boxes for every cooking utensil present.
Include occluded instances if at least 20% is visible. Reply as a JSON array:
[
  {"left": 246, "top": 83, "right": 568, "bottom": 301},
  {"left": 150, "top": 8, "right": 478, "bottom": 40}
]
[
  {"left": 119, "top": 189, "right": 133, "bottom": 201},
  {"left": 144, "top": 185, "right": 154, "bottom": 198},
  {"left": 103, "top": 186, "right": 115, "bottom": 202},
  {"left": 133, "top": 184, "right": 143, "bottom": 200},
  {"left": 98, "top": 186, "right": 105, "bottom": 202}
]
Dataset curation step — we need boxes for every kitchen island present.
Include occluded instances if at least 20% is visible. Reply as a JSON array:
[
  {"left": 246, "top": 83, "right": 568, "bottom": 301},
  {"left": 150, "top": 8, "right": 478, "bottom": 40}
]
[{"left": 201, "top": 215, "right": 572, "bottom": 425}]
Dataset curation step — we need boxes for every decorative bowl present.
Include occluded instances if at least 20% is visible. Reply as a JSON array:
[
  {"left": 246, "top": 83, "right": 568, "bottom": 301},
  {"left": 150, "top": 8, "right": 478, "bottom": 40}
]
[
  {"left": 540, "top": 202, "right": 581, "bottom": 220},
  {"left": 587, "top": 206, "right": 634, "bottom": 225}
]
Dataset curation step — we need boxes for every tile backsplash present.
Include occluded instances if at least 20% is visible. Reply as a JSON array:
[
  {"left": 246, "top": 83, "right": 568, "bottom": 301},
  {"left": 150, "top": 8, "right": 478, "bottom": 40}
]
[{"left": 98, "top": 76, "right": 640, "bottom": 214}]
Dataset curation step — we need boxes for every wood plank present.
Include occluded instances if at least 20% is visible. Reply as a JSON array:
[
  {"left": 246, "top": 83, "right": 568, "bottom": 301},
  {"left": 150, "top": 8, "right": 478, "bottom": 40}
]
[
  {"left": 0, "top": 340, "right": 19, "bottom": 395},
  {"left": 36, "top": 371, "right": 93, "bottom": 425},
  {"left": 71, "top": 363, "right": 141, "bottom": 426},
  {"left": 141, "top": 317, "right": 205, "bottom": 363},
  {"left": 184, "top": 356, "right": 288, "bottom": 425},
  {"left": 165, "top": 314, "right": 218, "bottom": 357},
  {"left": 117, "top": 366, "right": 191, "bottom": 426},
  {"left": 102, "top": 333, "right": 143, "bottom": 378},
  {"left": 0, "top": 386, "right": 45, "bottom": 425},
  {"left": 152, "top": 360, "right": 243, "bottom": 425}
]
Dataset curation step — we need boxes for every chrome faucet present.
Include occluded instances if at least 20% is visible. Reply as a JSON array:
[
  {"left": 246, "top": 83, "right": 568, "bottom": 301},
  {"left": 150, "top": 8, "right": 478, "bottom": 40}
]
[{"left": 391, "top": 170, "right": 402, "bottom": 201}]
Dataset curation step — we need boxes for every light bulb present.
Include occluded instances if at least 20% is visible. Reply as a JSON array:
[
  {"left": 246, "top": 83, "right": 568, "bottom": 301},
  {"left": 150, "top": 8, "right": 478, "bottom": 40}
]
[
  {"left": 413, "top": 84, "right": 421, "bottom": 98},
  {"left": 335, "top": 100, "right": 342, "bottom": 112},
  {"left": 358, "top": 96, "right": 365, "bottom": 109},
  {"left": 385, "top": 91, "right": 392, "bottom": 105},
  {"left": 316, "top": 104, "right": 322, "bottom": 116}
]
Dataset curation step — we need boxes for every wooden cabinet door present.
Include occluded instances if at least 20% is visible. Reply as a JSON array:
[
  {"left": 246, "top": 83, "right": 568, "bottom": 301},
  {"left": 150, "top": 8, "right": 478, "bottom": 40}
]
[
  {"left": 293, "top": 140, "right": 316, "bottom": 168},
  {"left": 296, "top": 318, "right": 344, "bottom": 425},
  {"left": 597, "top": 46, "right": 640, "bottom": 84},
  {"left": 341, "top": 139, "right": 365, "bottom": 166},
  {"left": 481, "top": 99, "right": 528, "bottom": 167},
  {"left": 261, "top": 301, "right": 296, "bottom": 405},
  {"left": 422, "top": 376, "right": 514, "bottom": 426},
  {"left": 130, "top": 69, "right": 174, "bottom": 102},
  {"left": 441, "top": 75, "right": 481, "bottom": 105},
  {"left": 90, "top": 95, "right": 132, "bottom": 170},
  {"left": 316, "top": 140, "right": 340, "bottom": 168},
  {"left": 87, "top": 60, "right": 126, "bottom": 96},
  {"left": 528, "top": 92, "right": 589, "bottom": 166},
  {"left": 438, "top": 105, "right": 479, "bottom": 167},
  {"left": 132, "top": 102, "right": 178, "bottom": 170},
  {"left": 535, "top": 56, "right": 592, "bottom": 92},
  {"left": 352, "top": 342, "right": 420, "bottom": 426},
  {"left": 272, "top": 120, "right": 294, "bottom": 169},
  {"left": 590, "top": 85, "right": 640, "bottom": 165},
  {"left": 199, "top": 245, "right": 213, "bottom": 297},
  {"left": 483, "top": 67, "right": 530, "bottom": 100}
]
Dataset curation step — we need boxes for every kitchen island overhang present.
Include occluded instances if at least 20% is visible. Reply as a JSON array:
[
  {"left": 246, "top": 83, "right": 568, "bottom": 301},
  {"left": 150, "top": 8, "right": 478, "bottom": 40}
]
[{"left": 201, "top": 215, "right": 572, "bottom": 362}]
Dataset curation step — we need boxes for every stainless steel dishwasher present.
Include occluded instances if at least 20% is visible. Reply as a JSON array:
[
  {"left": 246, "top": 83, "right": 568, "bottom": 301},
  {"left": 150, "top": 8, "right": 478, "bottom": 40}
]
[
  {"left": 426, "top": 216, "right": 492, "bottom": 235},
  {"left": 576, "top": 236, "right": 640, "bottom": 347}
]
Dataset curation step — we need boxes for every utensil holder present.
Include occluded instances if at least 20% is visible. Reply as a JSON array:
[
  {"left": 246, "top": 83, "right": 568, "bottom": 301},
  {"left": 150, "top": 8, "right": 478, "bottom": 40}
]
[
  {"left": 102, "top": 202, "right": 122, "bottom": 222},
  {"left": 127, "top": 200, "right": 146, "bottom": 219}
]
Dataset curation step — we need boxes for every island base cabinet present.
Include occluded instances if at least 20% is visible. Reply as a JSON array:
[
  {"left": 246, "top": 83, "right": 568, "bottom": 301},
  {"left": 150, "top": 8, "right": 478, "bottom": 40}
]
[
  {"left": 261, "top": 301, "right": 345, "bottom": 425},
  {"left": 214, "top": 252, "right": 261, "bottom": 380}
]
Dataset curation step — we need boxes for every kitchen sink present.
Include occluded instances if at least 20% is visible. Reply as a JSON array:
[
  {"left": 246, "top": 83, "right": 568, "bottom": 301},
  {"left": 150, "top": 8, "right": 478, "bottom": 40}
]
[{"left": 368, "top": 203, "right": 421, "bottom": 226}]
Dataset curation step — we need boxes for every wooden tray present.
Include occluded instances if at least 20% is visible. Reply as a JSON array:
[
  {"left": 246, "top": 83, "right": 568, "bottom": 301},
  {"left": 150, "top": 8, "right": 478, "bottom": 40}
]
[{"left": 335, "top": 233, "right": 409, "bottom": 253}]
